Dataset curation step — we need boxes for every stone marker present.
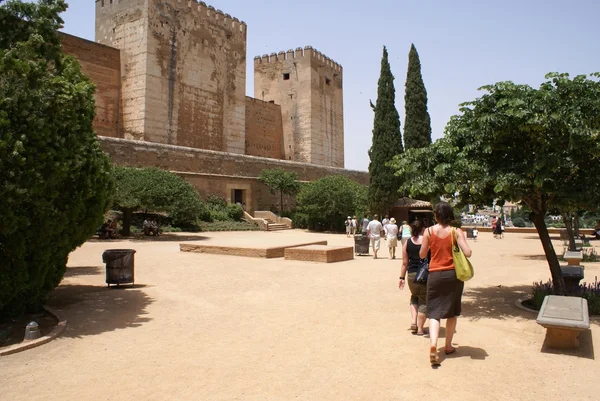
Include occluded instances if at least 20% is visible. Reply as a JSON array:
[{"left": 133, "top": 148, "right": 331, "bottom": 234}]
[
  {"left": 536, "top": 295, "right": 589, "bottom": 349},
  {"left": 563, "top": 251, "right": 583, "bottom": 266},
  {"left": 24, "top": 322, "right": 41, "bottom": 341}
]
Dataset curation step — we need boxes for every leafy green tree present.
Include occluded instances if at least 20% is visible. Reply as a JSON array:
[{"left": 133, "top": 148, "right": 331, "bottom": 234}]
[
  {"left": 0, "top": 0, "right": 112, "bottom": 317},
  {"left": 111, "top": 167, "right": 207, "bottom": 234},
  {"left": 258, "top": 168, "right": 300, "bottom": 214},
  {"left": 403, "top": 44, "right": 432, "bottom": 150},
  {"left": 368, "top": 46, "right": 404, "bottom": 215},
  {"left": 392, "top": 73, "right": 600, "bottom": 295},
  {"left": 296, "top": 176, "right": 368, "bottom": 232}
]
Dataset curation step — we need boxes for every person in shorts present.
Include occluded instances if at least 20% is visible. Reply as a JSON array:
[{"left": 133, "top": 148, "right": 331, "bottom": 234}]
[
  {"left": 367, "top": 214, "right": 383, "bottom": 259},
  {"left": 385, "top": 217, "right": 399, "bottom": 259},
  {"left": 345, "top": 216, "right": 352, "bottom": 237}
]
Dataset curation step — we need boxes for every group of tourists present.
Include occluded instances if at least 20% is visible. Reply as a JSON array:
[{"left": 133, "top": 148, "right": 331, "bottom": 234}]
[
  {"left": 398, "top": 202, "right": 473, "bottom": 365},
  {"left": 491, "top": 216, "right": 504, "bottom": 239},
  {"left": 99, "top": 219, "right": 118, "bottom": 240},
  {"left": 143, "top": 219, "right": 160, "bottom": 236},
  {"left": 344, "top": 216, "right": 358, "bottom": 237},
  {"left": 353, "top": 203, "right": 473, "bottom": 365}
]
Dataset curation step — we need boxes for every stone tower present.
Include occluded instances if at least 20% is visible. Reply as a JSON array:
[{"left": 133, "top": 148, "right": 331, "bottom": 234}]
[
  {"left": 254, "top": 46, "right": 344, "bottom": 168},
  {"left": 95, "top": 0, "right": 247, "bottom": 154}
]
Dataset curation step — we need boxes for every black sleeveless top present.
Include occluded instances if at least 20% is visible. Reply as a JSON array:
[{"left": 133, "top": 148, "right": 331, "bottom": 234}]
[{"left": 406, "top": 237, "right": 423, "bottom": 274}]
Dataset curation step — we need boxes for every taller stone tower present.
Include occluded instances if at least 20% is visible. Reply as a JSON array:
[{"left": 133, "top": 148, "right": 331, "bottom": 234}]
[
  {"left": 254, "top": 47, "right": 344, "bottom": 168},
  {"left": 95, "top": 0, "right": 247, "bottom": 154}
]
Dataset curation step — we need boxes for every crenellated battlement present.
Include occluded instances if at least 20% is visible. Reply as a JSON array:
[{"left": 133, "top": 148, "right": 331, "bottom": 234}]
[
  {"left": 254, "top": 45, "right": 342, "bottom": 71},
  {"left": 97, "top": 0, "right": 246, "bottom": 32}
]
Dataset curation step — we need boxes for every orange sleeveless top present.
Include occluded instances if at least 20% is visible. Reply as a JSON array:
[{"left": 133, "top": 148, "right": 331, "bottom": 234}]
[{"left": 428, "top": 229, "right": 455, "bottom": 272}]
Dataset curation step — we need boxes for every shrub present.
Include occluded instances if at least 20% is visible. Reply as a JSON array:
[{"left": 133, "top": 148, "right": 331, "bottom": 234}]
[
  {"left": 226, "top": 204, "right": 244, "bottom": 221},
  {"left": 199, "top": 221, "right": 261, "bottom": 232},
  {"left": 0, "top": 2, "right": 113, "bottom": 317},
  {"left": 207, "top": 195, "right": 227, "bottom": 211},
  {"left": 512, "top": 217, "right": 527, "bottom": 227},
  {"left": 210, "top": 210, "right": 230, "bottom": 221},
  {"left": 531, "top": 279, "right": 600, "bottom": 315}
]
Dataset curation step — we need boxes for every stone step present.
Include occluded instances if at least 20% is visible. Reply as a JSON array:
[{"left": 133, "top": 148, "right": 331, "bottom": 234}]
[{"left": 268, "top": 224, "right": 290, "bottom": 231}]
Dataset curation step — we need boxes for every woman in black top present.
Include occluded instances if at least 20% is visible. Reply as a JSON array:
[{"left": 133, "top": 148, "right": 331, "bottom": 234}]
[{"left": 399, "top": 220, "right": 428, "bottom": 335}]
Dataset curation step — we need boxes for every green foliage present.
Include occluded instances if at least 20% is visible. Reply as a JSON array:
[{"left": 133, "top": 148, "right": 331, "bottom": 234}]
[
  {"left": 111, "top": 167, "right": 207, "bottom": 233},
  {"left": 226, "top": 204, "right": 244, "bottom": 221},
  {"left": 391, "top": 73, "right": 600, "bottom": 294},
  {"left": 199, "top": 221, "right": 260, "bottom": 232},
  {"left": 0, "top": 0, "right": 113, "bottom": 317},
  {"left": 258, "top": 168, "right": 300, "bottom": 214},
  {"left": 403, "top": 44, "right": 432, "bottom": 150},
  {"left": 531, "top": 279, "right": 600, "bottom": 315},
  {"left": 297, "top": 175, "right": 368, "bottom": 232},
  {"left": 210, "top": 209, "right": 230, "bottom": 221},
  {"left": 512, "top": 217, "right": 527, "bottom": 227},
  {"left": 207, "top": 195, "right": 227, "bottom": 211},
  {"left": 368, "top": 46, "right": 404, "bottom": 215}
]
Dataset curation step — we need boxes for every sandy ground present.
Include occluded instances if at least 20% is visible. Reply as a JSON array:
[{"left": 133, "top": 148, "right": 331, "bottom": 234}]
[{"left": 1, "top": 230, "right": 599, "bottom": 401}]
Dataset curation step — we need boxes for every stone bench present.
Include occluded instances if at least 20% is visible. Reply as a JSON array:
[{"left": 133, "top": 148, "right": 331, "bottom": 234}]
[
  {"left": 563, "top": 251, "right": 583, "bottom": 266},
  {"left": 536, "top": 295, "right": 590, "bottom": 349},
  {"left": 180, "top": 241, "right": 327, "bottom": 259},
  {"left": 284, "top": 245, "right": 354, "bottom": 263}
]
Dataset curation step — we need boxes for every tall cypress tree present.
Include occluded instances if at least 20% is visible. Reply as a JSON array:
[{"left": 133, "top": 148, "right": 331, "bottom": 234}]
[
  {"left": 368, "top": 46, "right": 404, "bottom": 215},
  {"left": 403, "top": 44, "right": 432, "bottom": 149}
]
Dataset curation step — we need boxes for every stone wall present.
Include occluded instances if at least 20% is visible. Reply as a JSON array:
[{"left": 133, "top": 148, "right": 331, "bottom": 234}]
[
  {"left": 99, "top": 137, "right": 368, "bottom": 212},
  {"left": 59, "top": 32, "right": 122, "bottom": 138},
  {"left": 244, "top": 97, "right": 284, "bottom": 159},
  {"left": 254, "top": 46, "right": 344, "bottom": 167},
  {"left": 96, "top": 0, "right": 247, "bottom": 153}
]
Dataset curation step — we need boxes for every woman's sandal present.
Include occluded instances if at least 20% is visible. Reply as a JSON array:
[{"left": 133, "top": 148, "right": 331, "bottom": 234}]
[
  {"left": 444, "top": 346, "right": 456, "bottom": 355},
  {"left": 410, "top": 324, "right": 418, "bottom": 334},
  {"left": 429, "top": 346, "right": 439, "bottom": 365}
]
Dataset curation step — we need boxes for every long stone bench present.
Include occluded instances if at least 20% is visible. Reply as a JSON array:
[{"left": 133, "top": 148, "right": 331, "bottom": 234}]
[
  {"left": 536, "top": 295, "right": 590, "bottom": 349},
  {"left": 179, "top": 241, "right": 327, "bottom": 259},
  {"left": 284, "top": 245, "right": 354, "bottom": 263}
]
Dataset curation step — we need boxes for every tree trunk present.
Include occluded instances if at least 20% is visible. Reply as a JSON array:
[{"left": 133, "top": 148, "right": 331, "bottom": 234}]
[
  {"left": 532, "top": 212, "right": 565, "bottom": 295},
  {"left": 279, "top": 191, "right": 283, "bottom": 216},
  {"left": 562, "top": 213, "right": 576, "bottom": 252},
  {"left": 122, "top": 208, "right": 133, "bottom": 237},
  {"left": 574, "top": 212, "right": 580, "bottom": 238}
]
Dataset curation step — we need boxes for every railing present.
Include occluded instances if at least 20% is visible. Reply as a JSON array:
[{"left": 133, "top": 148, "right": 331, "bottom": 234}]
[{"left": 253, "top": 211, "right": 293, "bottom": 228}]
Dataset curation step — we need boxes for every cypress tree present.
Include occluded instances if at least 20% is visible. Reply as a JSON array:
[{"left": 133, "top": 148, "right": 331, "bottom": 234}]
[
  {"left": 368, "top": 46, "right": 404, "bottom": 215},
  {"left": 403, "top": 44, "right": 432, "bottom": 149}
]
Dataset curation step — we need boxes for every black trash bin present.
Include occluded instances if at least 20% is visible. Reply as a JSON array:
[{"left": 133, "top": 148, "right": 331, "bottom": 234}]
[
  {"left": 102, "top": 249, "right": 136, "bottom": 287},
  {"left": 354, "top": 234, "right": 370, "bottom": 256}
]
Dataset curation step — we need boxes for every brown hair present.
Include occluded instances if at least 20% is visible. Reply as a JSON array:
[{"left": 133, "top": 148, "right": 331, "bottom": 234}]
[
  {"left": 410, "top": 220, "right": 424, "bottom": 237},
  {"left": 434, "top": 202, "right": 455, "bottom": 225}
]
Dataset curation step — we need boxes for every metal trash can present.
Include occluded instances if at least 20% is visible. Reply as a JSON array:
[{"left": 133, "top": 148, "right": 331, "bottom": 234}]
[
  {"left": 102, "top": 249, "right": 136, "bottom": 287},
  {"left": 354, "top": 234, "right": 370, "bottom": 256}
]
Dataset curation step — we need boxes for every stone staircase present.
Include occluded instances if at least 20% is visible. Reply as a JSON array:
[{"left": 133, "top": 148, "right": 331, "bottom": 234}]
[{"left": 264, "top": 218, "right": 290, "bottom": 231}]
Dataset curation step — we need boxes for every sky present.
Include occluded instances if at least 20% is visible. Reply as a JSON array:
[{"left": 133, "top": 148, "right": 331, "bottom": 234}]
[{"left": 60, "top": 0, "right": 600, "bottom": 172}]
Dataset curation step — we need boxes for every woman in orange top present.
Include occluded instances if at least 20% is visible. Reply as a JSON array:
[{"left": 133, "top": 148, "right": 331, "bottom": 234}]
[{"left": 419, "top": 202, "right": 472, "bottom": 365}]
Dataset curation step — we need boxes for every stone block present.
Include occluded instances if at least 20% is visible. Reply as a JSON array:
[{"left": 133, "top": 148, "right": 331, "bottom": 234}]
[
  {"left": 536, "top": 295, "right": 590, "bottom": 349},
  {"left": 179, "top": 241, "right": 327, "bottom": 259},
  {"left": 284, "top": 245, "right": 354, "bottom": 263},
  {"left": 564, "top": 251, "right": 583, "bottom": 266}
]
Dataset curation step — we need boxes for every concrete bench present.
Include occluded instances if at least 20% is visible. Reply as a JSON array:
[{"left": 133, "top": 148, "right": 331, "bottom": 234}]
[
  {"left": 284, "top": 245, "right": 354, "bottom": 263},
  {"left": 536, "top": 295, "right": 590, "bottom": 349},
  {"left": 563, "top": 251, "right": 583, "bottom": 266}
]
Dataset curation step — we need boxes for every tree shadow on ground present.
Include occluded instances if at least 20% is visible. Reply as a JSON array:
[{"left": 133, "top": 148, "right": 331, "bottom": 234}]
[
  {"left": 461, "top": 285, "right": 535, "bottom": 321},
  {"left": 47, "top": 283, "right": 154, "bottom": 339},
  {"left": 63, "top": 266, "right": 103, "bottom": 278},
  {"left": 87, "top": 233, "right": 210, "bottom": 243},
  {"left": 517, "top": 254, "right": 549, "bottom": 261},
  {"left": 540, "top": 329, "right": 595, "bottom": 360}
]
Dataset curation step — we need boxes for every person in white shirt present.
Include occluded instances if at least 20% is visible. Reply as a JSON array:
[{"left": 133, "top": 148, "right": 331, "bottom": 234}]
[
  {"left": 382, "top": 215, "right": 390, "bottom": 227},
  {"left": 351, "top": 216, "right": 358, "bottom": 235},
  {"left": 367, "top": 214, "right": 384, "bottom": 259},
  {"left": 361, "top": 214, "right": 370, "bottom": 234},
  {"left": 345, "top": 216, "right": 352, "bottom": 237},
  {"left": 385, "top": 217, "right": 399, "bottom": 259}
]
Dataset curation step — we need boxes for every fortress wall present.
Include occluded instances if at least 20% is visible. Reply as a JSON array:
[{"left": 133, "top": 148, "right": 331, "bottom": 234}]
[
  {"left": 245, "top": 97, "right": 284, "bottom": 160},
  {"left": 59, "top": 32, "right": 122, "bottom": 138}
]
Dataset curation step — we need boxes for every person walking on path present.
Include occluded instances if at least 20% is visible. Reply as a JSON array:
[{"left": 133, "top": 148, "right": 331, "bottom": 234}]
[
  {"left": 367, "top": 214, "right": 383, "bottom": 259},
  {"left": 419, "top": 202, "right": 472, "bottom": 365},
  {"left": 385, "top": 217, "right": 399, "bottom": 259},
  {"left": 361, "top": 214, "right": 370, "bottom": 235},
  {"left": 399, "top": 220, "right": 428, "bottom": 335},
  {"left": 345, "top": 216, "right": 352, "bottom": 237},
  {"left": 351, "top": 216, "right": 358, "bottom": 235},
  {"left": 382, "top": 215, "right": 390, "bottom": 228},
  {"left": 400, "top": 220, "right": 412, "bottom": 249}
]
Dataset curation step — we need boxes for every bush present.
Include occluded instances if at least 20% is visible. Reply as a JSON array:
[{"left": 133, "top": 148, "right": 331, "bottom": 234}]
[
  {"left": 297, "top": 175, "right": 368, "bottom": 233},
  {"left": 226, "top": 204, "right": 244, "bottom": 221},
  {"left": 290, "top": 212, "right": 309, "bottom": 229},
  {"left": 199, "top": 221, "right": 261, "bottom": 232},
  {"left": 531, "top": 279, "right": 600, "bottom": 315},
  {"left": 512, "top": 217, "right": 527, "bottom": 227},
  {"left": 210, "top": 210, "right": 230, "bottom": 221},
  {"left": 207, "top": 195, "right": 227, "bottom": 211},
  {"left": 0, "top": 2, "right": 113, "bottom": 317}
]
